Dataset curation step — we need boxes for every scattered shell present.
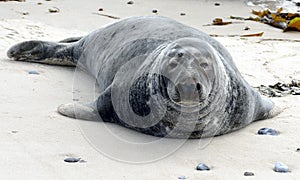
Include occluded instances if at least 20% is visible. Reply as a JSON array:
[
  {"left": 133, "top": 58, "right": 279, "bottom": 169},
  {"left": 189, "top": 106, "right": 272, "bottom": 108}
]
[
  {"left": 180, "top": 12, "right": 186, "bottom": 16},
  {"left": 274, "top": 162, "right": 289, "bottom": 173},
  {"left": 152, "top": 9, "right": 158, "bottom": 14},
  {"left": 127, "top": 1, "right": 134, "bottom": 5},
  {"left": 244, "top": 171, "right": 254, "bottom": 176},
  {"left": 64, "top": 157, "right": 81, "bottom": 163},
  {"left": 178, "top": 175, "right": 187, "bottom": 179},
  {"left": 196, "top": 163, "right": 210, "bottom": 171},
  {"left": 48, "top": 7, "right": 60, "bottom": 13},
  {"left": 257, "top": 128, "right": 278, "bottom": 136},
  {"left": 28, "top": 70, "right": 40, "bottom": 75}
]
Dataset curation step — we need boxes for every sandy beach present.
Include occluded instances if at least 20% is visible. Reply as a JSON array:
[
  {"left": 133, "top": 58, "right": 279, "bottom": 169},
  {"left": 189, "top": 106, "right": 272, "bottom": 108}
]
[{"left": 1, "top": 0, "right": 300, "bottom": 179}]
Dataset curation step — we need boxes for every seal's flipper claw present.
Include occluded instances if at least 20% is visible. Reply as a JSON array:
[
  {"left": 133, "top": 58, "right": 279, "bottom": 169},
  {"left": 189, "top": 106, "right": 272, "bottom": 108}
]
[{"left": 57, "top": 103, "right": 100, "bottom": 121}]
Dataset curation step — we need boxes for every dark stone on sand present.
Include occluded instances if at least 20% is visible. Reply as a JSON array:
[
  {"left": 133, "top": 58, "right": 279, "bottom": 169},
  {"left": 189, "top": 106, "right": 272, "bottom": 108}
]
[
  {"left": 196, "top": 163, "right": 210, "bottom": 171},
  {"left": 296, "top": 2, "right": 300, "bottom": 6},
  {"left": 214, "top": 2, "right": 221, "bottom": 6},
  {"left": 257, "top": 128, "right": 278, "bottom": 136},
  {"left": 244, "top": 26, "right": 250, "bottom": 30},
  {"left": 152, "top": 9, "right": 158, "bottom": 13},
  {"left": 244, "top": 172, "right": 254, "bottom": 176},
  {"left": 11, "top": 130, "right": 18, "bottom": 133},
  {"left": 180, "top": 12, "right": 186, "bottom": 16},
  {"left": 64, "top": 157, "right": 81, "bottom": 163},
  {"left": 296, "top": 148, "right": 300, "bottom": 152},
  {"left": 127, "top": 1, "right": 134, "bottom": 5},
  {"left": 98, "top": 8, "right": 104, "bottom": 11}
]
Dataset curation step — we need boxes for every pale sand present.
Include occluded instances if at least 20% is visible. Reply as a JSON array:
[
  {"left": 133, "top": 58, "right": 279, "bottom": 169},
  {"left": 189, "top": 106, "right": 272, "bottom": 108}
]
[{"left": 1, "top": 0, "right": 300, "bottom": 179}]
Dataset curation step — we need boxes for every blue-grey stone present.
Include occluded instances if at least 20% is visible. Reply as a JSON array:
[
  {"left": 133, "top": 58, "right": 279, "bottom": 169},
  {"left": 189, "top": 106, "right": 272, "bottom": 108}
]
[
  {"left": 178, "top": 175, "right": 187, "bottom": 179},
  {"left": 64, "top": 157, "right": 81, "bottom": 163},
  {"left": 274, "top": 162, "right": 289, "bottom": 173},
  {"left": 28, "top": 70, "right": 40, "bottom": 75},
  {"left": 257, "top": 128, "right": 278, "bottom": 136},
  {"left": 196, "top": 163, "right": 210, "bottom": 171}
]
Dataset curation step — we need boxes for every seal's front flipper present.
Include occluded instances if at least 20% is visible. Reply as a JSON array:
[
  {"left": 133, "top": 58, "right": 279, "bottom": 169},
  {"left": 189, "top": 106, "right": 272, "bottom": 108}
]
[
  {"left": 95, "top": 86, "right": 118, "bottom": 123},
  {"left": 57, "top": 103, "right": 100, "bottom": 121},
  {"left": 7, "top": 40, "right": 76, "bottom": 66},
  {"left": 254, "top": 97, "right": 283, "bottom": 121}
]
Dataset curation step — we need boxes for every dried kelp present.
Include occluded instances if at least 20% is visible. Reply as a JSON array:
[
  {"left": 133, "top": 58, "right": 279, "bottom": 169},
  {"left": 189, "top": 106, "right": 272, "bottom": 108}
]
[
  {"left": 258, "top": 80, "right": 300, "bottom": 97},
  {"left": 231, "top": 8, "right": 300, "bottom": 32}
]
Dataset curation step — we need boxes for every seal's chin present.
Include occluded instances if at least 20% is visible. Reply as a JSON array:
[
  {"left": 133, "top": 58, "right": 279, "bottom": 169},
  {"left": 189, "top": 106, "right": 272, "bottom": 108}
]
[{"left": 168, "top": 90, "right": 203, "bottom": 107}]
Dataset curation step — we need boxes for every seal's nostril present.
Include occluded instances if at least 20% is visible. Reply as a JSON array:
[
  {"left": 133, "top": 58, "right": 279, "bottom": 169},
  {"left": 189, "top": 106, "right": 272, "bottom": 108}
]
[{"left": 196, "top": 83, "right": 201, "bottom": 91}]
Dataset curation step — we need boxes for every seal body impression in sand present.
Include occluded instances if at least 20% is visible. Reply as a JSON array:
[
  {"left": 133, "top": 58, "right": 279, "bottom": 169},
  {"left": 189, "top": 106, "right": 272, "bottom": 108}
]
[{"left": 7, "top": 16, "right": 278, "bottom": 138}]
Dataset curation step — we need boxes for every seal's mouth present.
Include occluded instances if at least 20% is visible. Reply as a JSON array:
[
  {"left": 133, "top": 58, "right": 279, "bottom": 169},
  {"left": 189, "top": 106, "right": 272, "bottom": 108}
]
[{"left": 168, "top": 83, "right": 204, "bottom": 107}]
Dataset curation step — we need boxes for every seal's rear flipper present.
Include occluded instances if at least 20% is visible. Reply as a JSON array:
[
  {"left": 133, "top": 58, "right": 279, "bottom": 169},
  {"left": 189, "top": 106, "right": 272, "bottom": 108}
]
[
  {"left": 7, "top": 40, "right": 76, "bottom": 66},
  {"left": 57, "top": 103, "right": 100, "bottom": 121},
  {"left": 59, "top": 37, "right": 83, "bottom": 43}
]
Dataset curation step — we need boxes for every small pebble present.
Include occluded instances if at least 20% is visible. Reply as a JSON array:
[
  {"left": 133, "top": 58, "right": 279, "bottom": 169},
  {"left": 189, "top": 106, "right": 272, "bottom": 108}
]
[
  {"left": 22, "top": 12, "right": 29, "bottom": 15},
  {"left": 257, "top": 128, "right": 278, "bottom": 136},
  {"left": 196, "top": 163, "right": 210, "bottom": 171},
  {"left": 244, "top": 171, "right": 254, "bottom": 176},
  {"left": 180, "top": 12, "right": 186, "bottom": 16},
  {"left": 214, "top": 2, "right": 221, "bottom": 6},
  {"left": 64, "top": 157, "right": 81, "bottom": 163},
  {"left": 244, "top": 26, "right": 250, "bottom": 30},
  {"left": 98, "top": 8, "right": 104, "bottom": 11},
  {"left": 152, "top": 9, "right": 158, "bottom": 13},
  {"left": 274, "top": 162, "right": 289, "bottom": 173},
  {"left": 178, "top": 175, "right": 187, "bottom": 179},
  {"left": 296, "top": 148, "right": 300, "bottom": 152},
  {"left": 37, "top": 2, "right": 42, "bottom": 5},
  {"left": 11, "top": 130, "right": 18, "bottom": 133},
  {"left": 48, "top": 7, "right": 60, "bottom": 13},
  {"left": 28, "top": 70, "right": 40, "bottom": 75},
  {"left": 296, "top": 2, "right": 300, "bottom": 6},
  {"left": 127, "top": 1, "right": 134, "bottom": 5},
  {"left": 79, "top": 159, "right": 87, "bottom": 163}
]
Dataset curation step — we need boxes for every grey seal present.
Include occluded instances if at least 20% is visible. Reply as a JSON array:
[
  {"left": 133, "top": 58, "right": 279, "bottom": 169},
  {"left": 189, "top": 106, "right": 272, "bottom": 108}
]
[{"left": 7, "top": 16, "right": 278, "bottom": 138}]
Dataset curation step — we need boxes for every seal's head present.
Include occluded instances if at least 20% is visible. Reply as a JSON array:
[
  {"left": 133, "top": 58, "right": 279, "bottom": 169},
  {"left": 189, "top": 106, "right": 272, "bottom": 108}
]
[{"left": 156, "top": 38, "right": 219, "bottom": 107}]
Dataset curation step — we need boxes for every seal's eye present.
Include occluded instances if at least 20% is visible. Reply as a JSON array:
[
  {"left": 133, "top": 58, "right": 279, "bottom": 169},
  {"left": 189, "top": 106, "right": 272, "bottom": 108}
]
[
  {"left": 167, "top": 49, "right": 177, "bottom": 57},
  {"left": 200, "top": 62, "right": 208, "bottom": 69},
  {"left": 169, "top": 59, "right": 178, "bottom": 69}
]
